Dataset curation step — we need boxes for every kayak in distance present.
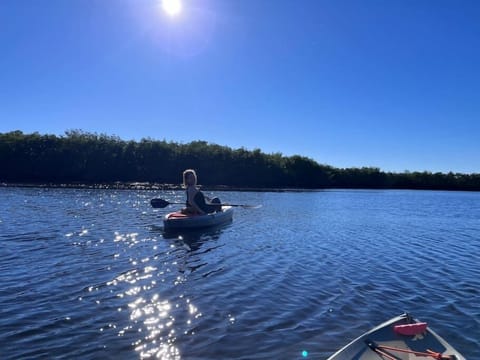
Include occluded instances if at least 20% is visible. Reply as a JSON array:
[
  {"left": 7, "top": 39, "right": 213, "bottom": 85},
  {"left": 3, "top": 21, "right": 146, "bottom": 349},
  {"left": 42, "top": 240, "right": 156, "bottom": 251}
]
[
  {"left": 163, "top": 206, "right": 233, "bottom": 231},
  {"left": 327, "top": 313, "right": 465, "bottom": 360}
]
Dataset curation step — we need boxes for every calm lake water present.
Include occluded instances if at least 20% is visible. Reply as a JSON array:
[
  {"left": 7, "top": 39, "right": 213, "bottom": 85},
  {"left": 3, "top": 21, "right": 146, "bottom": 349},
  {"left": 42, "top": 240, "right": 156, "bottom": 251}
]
[{"left": 0, "top": 187, "right": 479, "bottom": 359}]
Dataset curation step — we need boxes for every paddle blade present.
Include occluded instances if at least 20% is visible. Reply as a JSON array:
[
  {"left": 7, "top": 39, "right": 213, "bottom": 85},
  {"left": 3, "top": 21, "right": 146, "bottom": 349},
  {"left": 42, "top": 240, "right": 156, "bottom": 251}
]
[
  {"left": 223, "top": 203, "right": 262, "bottom": 209},
  {"left": 150, "top": 198, "right": 170, "bottom": 208},
  {"left": 240, "top": 204, "right": 262, "bottom": 209}
]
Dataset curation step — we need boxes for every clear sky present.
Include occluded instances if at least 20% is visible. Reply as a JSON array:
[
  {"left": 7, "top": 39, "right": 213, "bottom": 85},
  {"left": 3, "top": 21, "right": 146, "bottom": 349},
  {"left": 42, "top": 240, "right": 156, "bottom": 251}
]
[{"left": 1, "top": 0, "right": 479, "bottom": 174}]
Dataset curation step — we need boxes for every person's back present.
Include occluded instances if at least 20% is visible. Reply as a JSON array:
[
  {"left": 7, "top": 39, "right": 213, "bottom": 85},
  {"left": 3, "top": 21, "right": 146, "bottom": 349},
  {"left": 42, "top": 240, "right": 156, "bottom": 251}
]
[{"left": 182, "top": 169, "right": 221, "bottom": 214}]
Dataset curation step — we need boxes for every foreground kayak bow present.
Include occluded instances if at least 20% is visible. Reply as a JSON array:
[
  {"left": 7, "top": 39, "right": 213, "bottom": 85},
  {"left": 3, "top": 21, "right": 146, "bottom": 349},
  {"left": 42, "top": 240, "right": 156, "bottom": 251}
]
[{"left": 327, "top": 313, "right": 465, "bottom": 360}]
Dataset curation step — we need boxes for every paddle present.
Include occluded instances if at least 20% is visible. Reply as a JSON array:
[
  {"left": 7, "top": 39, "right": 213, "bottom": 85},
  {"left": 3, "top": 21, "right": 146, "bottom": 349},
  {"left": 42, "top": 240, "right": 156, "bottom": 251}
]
[{"left": 150, "top": 198, "right": 261, "bottom": 209}]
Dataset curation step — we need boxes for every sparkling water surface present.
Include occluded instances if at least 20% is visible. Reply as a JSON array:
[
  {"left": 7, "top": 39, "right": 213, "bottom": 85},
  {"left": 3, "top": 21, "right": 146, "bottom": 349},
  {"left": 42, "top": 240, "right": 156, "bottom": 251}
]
[{"left": 0, "top": 188, "right": 479, "bottom": 359}]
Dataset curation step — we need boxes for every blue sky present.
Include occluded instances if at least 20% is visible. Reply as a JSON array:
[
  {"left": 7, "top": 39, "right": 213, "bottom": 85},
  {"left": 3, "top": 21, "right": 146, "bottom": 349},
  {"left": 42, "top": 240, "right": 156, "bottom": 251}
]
[{"left": 1, "top": 0, "right": 479, "bottom": 173}]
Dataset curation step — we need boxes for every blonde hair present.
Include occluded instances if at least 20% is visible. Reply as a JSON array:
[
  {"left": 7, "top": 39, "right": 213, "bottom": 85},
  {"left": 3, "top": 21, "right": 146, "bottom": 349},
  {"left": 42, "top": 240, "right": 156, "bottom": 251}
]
[{"left": 182, "top": 169, "right": 198, "bottom": 187}]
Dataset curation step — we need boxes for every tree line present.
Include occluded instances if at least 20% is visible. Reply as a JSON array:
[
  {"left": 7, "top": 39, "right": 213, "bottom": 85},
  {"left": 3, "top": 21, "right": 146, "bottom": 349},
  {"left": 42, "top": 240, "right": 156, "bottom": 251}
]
[{"left": 1, "top": 130, "right": 479, "bottom": 191}]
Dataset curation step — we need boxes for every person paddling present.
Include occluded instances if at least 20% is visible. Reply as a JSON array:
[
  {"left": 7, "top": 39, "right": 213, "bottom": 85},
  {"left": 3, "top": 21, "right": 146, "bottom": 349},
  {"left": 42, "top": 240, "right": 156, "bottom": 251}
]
[{"left": 182, "top": 169, "right": 221, "bottom": 215}]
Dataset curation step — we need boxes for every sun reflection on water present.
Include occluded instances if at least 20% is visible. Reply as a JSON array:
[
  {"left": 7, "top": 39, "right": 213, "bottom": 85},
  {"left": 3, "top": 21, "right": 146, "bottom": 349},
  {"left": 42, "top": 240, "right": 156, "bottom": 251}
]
[
  {"left": 126, "top": 293, "right": 180, "bottom": 359},
  {"left": 105, "top": 231, "right": 205, "bottom": 359}
]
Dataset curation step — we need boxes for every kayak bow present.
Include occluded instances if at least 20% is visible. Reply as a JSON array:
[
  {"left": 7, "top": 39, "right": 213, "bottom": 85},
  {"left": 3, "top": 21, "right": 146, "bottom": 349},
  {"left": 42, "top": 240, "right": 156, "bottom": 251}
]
[{"left": 327, "top": 313, "right": 465, "bottom": 360}]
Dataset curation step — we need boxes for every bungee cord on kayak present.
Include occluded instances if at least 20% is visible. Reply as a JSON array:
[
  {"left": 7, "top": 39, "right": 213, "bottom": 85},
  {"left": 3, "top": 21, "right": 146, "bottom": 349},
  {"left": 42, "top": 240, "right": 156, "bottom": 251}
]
[{"left": 367, "top": 341, "right": 457, "bottom": 360}]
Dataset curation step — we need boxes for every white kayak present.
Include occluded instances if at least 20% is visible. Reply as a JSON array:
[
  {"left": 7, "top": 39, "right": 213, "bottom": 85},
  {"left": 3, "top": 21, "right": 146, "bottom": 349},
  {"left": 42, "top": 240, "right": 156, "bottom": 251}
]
[
  {"left": 163, "top": 206, "right": 233, "bottom": 230},
  {"left": 327, "top": 313, "right": 465, "bottom": 360}
]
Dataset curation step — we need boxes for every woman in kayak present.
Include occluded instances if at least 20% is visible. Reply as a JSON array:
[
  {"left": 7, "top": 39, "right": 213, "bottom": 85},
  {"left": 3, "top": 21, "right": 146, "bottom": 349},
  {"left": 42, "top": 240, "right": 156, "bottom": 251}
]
[{"left": 182, "top": 169, "right": 221, "bottom": 215}]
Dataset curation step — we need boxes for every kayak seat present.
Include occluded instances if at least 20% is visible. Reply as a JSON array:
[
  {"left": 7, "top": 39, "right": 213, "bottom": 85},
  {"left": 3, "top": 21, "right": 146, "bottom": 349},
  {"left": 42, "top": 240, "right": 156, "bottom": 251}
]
[{"left": 167, "top": 212, "right": 199, "bottom": 219}]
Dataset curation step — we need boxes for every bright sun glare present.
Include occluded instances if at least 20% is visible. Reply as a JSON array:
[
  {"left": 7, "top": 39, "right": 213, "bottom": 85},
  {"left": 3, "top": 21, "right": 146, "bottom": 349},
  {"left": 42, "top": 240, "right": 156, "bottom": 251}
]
[{"left": 162, "top": 0, "right": 182, "bottom": 16}]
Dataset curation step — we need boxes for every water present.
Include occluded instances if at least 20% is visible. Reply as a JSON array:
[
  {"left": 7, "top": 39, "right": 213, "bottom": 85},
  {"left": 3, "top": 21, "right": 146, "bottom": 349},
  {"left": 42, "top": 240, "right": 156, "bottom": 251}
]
[{"left": 0, "top": 188, "right": 479, "bottom": 359}]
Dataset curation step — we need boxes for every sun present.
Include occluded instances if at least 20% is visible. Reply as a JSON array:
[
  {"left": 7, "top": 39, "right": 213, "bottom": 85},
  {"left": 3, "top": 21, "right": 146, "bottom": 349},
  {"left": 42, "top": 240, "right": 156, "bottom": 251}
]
[{"left": 162, "top": 0, "right": 182, "bottom": 17}]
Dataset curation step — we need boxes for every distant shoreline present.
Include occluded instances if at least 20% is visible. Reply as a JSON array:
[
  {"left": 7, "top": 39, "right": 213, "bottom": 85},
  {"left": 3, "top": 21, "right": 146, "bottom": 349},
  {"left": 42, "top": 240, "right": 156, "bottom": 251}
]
[
  {"left": 2, "top": 182, "right": 479, "bottom": 193},
  {"left": 0, "top": 182, "right": 318, "bottom": 193}
]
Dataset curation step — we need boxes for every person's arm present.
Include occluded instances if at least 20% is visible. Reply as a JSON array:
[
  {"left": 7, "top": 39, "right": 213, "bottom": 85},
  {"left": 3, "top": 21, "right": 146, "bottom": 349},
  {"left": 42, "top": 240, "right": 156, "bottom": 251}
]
[{"left": 187, "top": 187, "right": 206, "bottom": 215}]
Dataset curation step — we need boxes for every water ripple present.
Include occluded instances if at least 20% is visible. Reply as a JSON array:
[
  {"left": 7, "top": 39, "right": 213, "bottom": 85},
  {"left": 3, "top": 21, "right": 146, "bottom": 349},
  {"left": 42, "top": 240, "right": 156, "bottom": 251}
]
[{"left": 0, "top": 188, "right": 479, "bottom": 359}]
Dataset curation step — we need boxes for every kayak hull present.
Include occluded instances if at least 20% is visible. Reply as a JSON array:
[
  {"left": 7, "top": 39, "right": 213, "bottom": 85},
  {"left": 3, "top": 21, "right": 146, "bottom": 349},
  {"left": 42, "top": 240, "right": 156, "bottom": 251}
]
[
  {"left": 163, "top": 206, "right": 233, "bottom": 230},
  {"left": 327, "top": 313, "right": 465, "bottom": 360}
]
